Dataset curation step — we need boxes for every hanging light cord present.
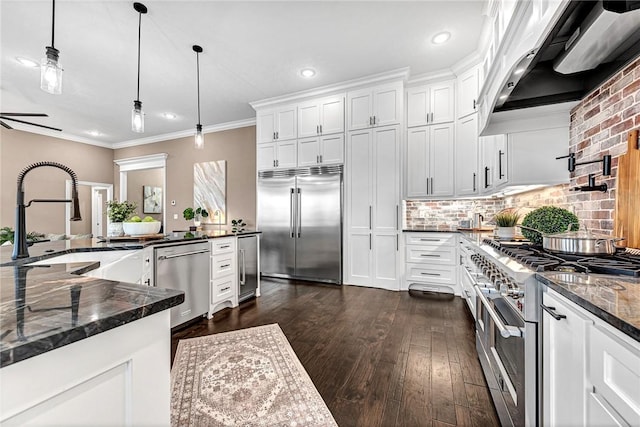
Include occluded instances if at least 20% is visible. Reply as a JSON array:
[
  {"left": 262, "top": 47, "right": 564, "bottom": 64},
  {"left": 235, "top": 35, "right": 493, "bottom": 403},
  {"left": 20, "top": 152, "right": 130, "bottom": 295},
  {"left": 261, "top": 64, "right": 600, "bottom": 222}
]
[
  {"left": 50, "top": 0, "right": 56, "bottom": 48},
  {"left": 136, "top": 10, "right": 142, "bottom": 102},
  {"left": 196, "top": 50, "right": 201, "bottom": 125}
]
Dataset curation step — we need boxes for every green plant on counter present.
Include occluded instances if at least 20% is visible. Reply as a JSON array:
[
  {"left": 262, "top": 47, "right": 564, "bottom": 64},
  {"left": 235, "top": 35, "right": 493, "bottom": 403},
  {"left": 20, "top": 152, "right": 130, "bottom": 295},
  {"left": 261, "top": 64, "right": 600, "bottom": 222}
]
[
  {"left": 106, "top": 200, "right": 137, "bottom": 222},
  {"left": 183, "top": 207, "right": 209, "bottom": 221},
  {"left": 231, "top": 218, "right": 246, "bottom": 233},
  {"left": 521, "top": 206, "right": 579, "bottom": 245},
  {"left": 1, "top": 227, "right": 46, "bottom": 245},
  {"left": 495, "top": 211, "right": 520, "bottom": 227}
]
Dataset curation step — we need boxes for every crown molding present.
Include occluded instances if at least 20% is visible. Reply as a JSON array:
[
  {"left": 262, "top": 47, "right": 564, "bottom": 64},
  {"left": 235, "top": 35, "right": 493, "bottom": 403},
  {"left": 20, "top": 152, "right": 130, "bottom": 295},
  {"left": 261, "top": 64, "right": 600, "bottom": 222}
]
[
  {"left": 114, "top": 153, "right": 168, "bottom": 171},
  {"left": 3, "top": 123, "right": 113, "bottom": 148},
  {"left": 451, "top": 51, "right": 483, "bottom": 76},
  {"left": 111, "top": 118, "right": 256, "bottom": 149},
  {"left": 250, "top": 67, "right": 411, "bottom": 110},
  {"left": 406, "top": 69, "right": 456, "bottom": 86}
]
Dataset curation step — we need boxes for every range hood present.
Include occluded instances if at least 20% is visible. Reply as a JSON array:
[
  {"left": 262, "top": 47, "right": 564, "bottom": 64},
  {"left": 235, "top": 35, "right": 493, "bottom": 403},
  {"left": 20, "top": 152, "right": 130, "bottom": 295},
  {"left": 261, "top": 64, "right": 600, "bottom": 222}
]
[{"left": 496, "top": 0, "right": 640, "bottom": 112}]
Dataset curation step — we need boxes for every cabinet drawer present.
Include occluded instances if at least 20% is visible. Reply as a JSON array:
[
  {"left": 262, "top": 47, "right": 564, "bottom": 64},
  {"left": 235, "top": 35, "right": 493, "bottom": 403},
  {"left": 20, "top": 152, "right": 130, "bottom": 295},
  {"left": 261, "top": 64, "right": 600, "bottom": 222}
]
[
  {"left": 406, "top": 263, "right": 456, "bottom": 285},
  {"left": 405, "top": 245, "right": 456, "bottom": 265},
  {"left": 589, "top": 323, "right": 640, "bottom": 425},
  {"left": 405, "top": 233, "right": 456, "bottom": 247},
  {"left": 211, "top": 276, "right": 235, "bottom": 304},
  {"left": 211, "top": 253, "right": 236, "bottom": 278},
  {"left": 210, "top": 238, "right": 235, "bottom": 255}
]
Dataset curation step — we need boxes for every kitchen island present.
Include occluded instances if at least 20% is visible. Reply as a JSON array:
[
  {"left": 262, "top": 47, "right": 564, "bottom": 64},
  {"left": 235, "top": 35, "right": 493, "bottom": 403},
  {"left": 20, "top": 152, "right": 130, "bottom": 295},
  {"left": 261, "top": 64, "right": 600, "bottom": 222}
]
[{"left": 0, "top": 240, "right": 185, "bottom": 426}]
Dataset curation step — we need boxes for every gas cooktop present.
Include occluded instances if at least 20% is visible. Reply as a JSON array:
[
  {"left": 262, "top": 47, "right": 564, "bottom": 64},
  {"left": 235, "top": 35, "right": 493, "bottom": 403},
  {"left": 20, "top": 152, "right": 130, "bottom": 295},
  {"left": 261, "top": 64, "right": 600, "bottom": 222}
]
[{"left": 482, "top": 238, "right": 640, "bottom": 277}]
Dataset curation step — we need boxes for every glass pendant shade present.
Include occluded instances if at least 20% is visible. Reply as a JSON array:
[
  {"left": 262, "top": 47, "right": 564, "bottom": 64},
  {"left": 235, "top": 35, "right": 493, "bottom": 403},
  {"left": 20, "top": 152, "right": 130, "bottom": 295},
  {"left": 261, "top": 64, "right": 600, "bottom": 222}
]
[
  {"left": 40, "top": 47, "right": 62, "bottom": 95},
  {"left": 131, "top": 100, "right": 144, "bottom": 133},
  {"left": 195, "top": 124, "right": 204, "bottom": 149}
]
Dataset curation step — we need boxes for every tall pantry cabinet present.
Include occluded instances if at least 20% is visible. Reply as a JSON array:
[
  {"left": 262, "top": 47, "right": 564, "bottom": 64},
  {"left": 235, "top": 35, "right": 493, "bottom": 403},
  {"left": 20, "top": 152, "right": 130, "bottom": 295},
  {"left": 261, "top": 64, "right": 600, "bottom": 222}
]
[{"left": 345, "top": 81, "right": 402, "bottom": 290}]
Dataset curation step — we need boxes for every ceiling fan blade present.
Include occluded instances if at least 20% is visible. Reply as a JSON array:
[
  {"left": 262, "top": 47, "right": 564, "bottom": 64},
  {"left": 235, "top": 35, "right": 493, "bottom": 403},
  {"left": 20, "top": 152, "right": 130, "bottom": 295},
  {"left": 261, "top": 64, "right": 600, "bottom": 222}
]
[
  {"left": 0, "top": 120, "right": 13, "bottom": 129},
  {"left": 0, "top": 113, "right": 49, "bottom": 117},
  {"left": 0, "top": 117, "right": 62, "bottom": 132}
]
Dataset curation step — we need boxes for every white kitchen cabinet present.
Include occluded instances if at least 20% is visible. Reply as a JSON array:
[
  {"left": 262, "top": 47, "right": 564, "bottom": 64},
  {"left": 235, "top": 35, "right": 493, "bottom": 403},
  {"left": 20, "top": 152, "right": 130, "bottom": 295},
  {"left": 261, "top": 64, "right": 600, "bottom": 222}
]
[
  {"left": 494, "top": 134, "right": 508, "bottom": 188},
  {"left": 256, "top": 140, "right": 297, "bottom": 171},
  {"left": 141, "top": 246, "right": 153, "bottom": 286},
  {"left": 297, "top": 134, "right": 344, "bottom": 166},
  {"left": 347, "top": 82, "right": 402, "bottom": 130},
  {"left": 406, "top": 80, "right": 455, "bottom": 127},
  {"left": 480, "top": 135, "right": 496, "bottom": 194},
  {"left": 346, "top": 125, "right": 400, "bottom": 290},
  {"left": 457, "top": 66, "right": 479, "bottom": 119},
  {"left": 256, "top": 105, "right": 297, "bottom": 143},
  {"left": 455, "top": 113, "right": 479, "bottom": 196},
  {"left": 541, "top": 288, "right": 592, "bottom": 427},
  {"left": 405, "top": 123, "right": 454, "bottom": 198},
  {"left": 403, "top": 232, "right": 458, "bottom": 295},
  {"left": 297, "top": 95, "right": 345, "bottom": 138},
  {"left": 209, "top": 237, "right": 238, "bottom": 316}
]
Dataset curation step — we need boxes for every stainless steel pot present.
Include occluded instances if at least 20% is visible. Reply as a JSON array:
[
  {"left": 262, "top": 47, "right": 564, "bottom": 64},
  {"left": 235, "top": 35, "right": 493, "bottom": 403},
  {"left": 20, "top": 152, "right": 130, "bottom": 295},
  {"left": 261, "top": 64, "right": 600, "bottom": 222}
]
[{"left": 519, "top": 224, "right": 625, "bottom": 255}]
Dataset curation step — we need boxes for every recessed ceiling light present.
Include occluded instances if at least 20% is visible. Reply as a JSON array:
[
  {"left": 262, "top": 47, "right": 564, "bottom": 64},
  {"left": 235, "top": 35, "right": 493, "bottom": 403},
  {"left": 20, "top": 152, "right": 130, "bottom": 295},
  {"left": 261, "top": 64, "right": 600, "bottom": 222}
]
[
  {"left": 300, "top": 68, "right": 316, "bottom": 78},
  {"left": 432, "top": 32, "right": 451, "bottom": 45},
  {"left": 88, "top": 130, "right": 102, "bottom": 137},
  {"left": 15, "top": 57, "right": 38, "bottom": 67},
  {"left": 514, "top": 68, "right": 525, "bottom": 75},
  {"left": 162, "top": 112, "right": 177, "bottom": 119}
]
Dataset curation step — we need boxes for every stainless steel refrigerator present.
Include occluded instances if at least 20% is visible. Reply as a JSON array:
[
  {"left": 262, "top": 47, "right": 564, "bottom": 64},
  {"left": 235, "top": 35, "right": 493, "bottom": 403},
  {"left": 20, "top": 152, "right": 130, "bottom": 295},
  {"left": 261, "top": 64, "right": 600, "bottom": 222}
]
[{"left": 258, "top": 165, "right": 342, "bottom": 284}]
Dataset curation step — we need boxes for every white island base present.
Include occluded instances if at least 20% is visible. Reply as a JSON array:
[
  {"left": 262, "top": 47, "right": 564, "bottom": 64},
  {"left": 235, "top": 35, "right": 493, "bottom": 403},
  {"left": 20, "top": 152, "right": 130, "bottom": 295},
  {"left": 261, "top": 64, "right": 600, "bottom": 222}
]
[{"left": 0, "top": 310, "right": 171, "bottom": 426}]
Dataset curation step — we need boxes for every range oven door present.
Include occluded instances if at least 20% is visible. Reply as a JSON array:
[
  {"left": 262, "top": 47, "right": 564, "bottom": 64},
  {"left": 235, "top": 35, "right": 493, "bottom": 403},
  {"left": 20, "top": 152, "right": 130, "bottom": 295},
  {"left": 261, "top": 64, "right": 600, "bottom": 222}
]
[{"left": 475, "top": 285, "right": 526, "bottom": 427}]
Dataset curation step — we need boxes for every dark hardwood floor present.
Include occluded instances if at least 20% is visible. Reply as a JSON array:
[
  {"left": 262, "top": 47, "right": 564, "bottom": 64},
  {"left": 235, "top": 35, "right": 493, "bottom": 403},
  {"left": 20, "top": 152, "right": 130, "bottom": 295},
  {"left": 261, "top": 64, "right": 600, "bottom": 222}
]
[{"left": 170, "top": 278, "right": 500, "bottom": 427}]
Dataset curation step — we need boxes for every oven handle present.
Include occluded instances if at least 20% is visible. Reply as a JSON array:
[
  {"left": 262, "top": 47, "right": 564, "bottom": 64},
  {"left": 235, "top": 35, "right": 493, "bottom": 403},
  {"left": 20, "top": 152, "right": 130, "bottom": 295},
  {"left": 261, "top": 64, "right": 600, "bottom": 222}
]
[{"left": 473, "top": 284, "right": 522, "bottom": 338}]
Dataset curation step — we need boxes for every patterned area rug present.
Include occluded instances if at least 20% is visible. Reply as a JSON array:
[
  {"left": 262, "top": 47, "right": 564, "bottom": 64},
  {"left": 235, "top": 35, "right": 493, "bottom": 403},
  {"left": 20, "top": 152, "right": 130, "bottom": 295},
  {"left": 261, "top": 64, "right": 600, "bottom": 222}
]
[{"left": 171, "top": 324, "right": 337, "bottom": 426}]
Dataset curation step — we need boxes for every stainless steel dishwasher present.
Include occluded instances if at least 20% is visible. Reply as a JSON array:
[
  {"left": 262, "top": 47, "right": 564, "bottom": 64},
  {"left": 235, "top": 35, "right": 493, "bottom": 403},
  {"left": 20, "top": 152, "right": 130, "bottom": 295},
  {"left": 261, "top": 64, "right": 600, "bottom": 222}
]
[
  {"left": 154, "top": 241, "right": 210, "bottom": 328},
  {"left": 238, "top": 235, "right": 258, "bottom": 302}
]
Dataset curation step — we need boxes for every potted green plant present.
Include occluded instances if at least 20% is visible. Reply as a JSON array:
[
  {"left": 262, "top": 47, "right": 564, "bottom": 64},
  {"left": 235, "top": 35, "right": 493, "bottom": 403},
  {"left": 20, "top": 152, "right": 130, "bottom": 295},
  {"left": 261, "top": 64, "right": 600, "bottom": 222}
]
[
  {"left": 183, "top": 207, "right": 209, "bottom": 230},
  {"left": 106, "top": 200, "right": 137, "bottom": 237},
  {"left": 521, "top": 206, "right": 579, "bottom": 245},
  {"left": 494, "top": 211, "right": 520, "bottom": 239}
]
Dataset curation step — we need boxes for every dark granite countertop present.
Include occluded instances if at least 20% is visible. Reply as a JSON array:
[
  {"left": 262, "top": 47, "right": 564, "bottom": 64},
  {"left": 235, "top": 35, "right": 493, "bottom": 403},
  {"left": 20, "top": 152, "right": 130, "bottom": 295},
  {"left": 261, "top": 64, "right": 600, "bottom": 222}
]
[
  {"left": 0, "top": 262, "right": 184, "bottom": 367},
  {"left": 536, "top": 272, "right": 640, "bottom": 342},
  {"left": 403, "top": 226, "right": 460, "bottom": 232}
]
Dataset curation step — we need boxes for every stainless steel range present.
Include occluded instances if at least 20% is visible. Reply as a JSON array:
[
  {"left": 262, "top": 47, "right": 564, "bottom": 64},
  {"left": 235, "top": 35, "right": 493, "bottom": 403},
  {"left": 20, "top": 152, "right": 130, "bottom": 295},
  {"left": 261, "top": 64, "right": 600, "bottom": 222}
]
[{"left": 461, "top": 235, "right": 640, "bottom": 427}]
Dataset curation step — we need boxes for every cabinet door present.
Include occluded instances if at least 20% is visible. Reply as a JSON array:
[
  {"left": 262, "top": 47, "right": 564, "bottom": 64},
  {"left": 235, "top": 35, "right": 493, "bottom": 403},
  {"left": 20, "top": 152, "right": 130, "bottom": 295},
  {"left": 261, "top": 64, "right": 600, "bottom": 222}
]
[
  {"left": 407, "top": 86, "right": 429, "bottom": 128},
  {"left": 348, "top": 232, "right": 372, "bottom": 285},
  {"left": 276, "top": 106, "right": 297, "bottom": 141},
  {"left": 494, "top": 134, "right": 508, "bottom": 188},
  {"left": 373, "top": 126, "right": 400, "bottom": 233},
  {"left": 429, "top": 123, "right": 455, "bottom": 197},
  {"left": 508, "top": 127, "right": 570, "bottom": 186},
  {"left": 542, "top": 289, "right": 591, "bottom": 427},
  {"left": 373, "top": 83, "right": 402, "bottom": 127},
  {"left": 348, "top": 88, "right": 373, "bottom": 130},
  {"left": 406, "top": 127, "right": 429, "bottom": 198},
  {"left": 347, "top": 130, "right": 373, "bottom": 231},
  {"left": 455, "top": 114, "right": 479, "bottom": 196},
  {"left": 480, "top": 135, "right": 496, "bottom": 194},
  {"left": 257, "top": 143, "right": 276, "bottom": 170},
  {"left": 458, "top": 66, "right": 479, "bottom": 119},
  {"left": 298, "top": 102, "right": 320, "bottom": 138},
  {"left": 430, "top": 80, "right": 455, "bottom": 124},
  {"left": 319, "top": 134, "right": 344, "bottom": 165},
  {"left": 256, "top": 111, "right": 276, "bottom": 143},
  {"left": 297, "top": 137, "right": 320, "bottom": 166},
  {"left": 276, "top": 140, "right": 297, "bottom": 169},
  {"left": 320, "top": 96, "right": 344, "bottom": 135},
  {"left": 373, "top": 234, "right": 399, "bottom": 290}
]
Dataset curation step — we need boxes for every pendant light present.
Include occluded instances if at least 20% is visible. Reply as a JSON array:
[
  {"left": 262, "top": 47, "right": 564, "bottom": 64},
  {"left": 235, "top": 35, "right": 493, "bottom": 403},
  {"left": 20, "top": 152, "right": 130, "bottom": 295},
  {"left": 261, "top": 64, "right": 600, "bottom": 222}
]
[
  {"left": 193, "top": 45, "right": 204, "bottom": 149},
  {"left": 131, "top": 2, "right": 147, "bottom": 133},
  {"left": 40, "top": 0, "right": 62, "bottom": 94}
]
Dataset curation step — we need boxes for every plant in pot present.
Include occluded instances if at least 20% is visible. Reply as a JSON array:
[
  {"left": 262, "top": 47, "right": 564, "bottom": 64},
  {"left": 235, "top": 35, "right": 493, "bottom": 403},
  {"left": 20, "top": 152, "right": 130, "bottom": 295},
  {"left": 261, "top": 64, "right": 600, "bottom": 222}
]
[
  {"left": 520, "top": 206, "right": 579, "bottom": 245},
  {"left": 183, "top": 207, "right": 209, "bottom": 231},
  {"left": 106, "top": 200, "right": 137, "bottom": 237},
  {"left": 494, "top": 211, "right": 520, "bottom": 239}
]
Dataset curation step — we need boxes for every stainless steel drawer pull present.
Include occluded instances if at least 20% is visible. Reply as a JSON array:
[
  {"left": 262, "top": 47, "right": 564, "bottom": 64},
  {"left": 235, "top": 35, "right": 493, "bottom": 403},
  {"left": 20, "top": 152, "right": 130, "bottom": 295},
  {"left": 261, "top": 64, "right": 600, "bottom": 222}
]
[
  {"left": 420, "top": 272, "right": 440, "bottom": 276},
  {"left": 541, "top": 304, "right": 567, "bottom": 321},
  {"left": 157, "top": 249, "right": 209, "bottom": 260},
  {"left": 221, "top": 287, "right": 230, "bottom": 292},
  {"left": 419, "top": 238, "right": 439, "bottom": 242},
  {"left": 219, "top": 245, "right": 230, "bottom": 249},
  {"left": 220, "top": 264, "right": 230, "bottom": 268},
  {"left": 420, "top": 254, "right": 440, "bottom": 257}
]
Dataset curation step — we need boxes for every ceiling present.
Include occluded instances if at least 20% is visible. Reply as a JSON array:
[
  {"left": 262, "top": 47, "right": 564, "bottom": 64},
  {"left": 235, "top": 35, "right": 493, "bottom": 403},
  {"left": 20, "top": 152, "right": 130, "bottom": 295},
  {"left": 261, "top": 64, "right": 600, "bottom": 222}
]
[{"left": 1, "top": 1, "right": 488, "bottom": 147}]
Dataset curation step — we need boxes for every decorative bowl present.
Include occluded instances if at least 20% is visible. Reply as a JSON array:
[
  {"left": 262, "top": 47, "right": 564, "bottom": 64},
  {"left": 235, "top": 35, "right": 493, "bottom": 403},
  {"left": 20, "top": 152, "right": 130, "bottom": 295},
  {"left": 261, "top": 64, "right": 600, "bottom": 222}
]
[{"left": 122, "top": 221, "right": 161, "bottom": 236}]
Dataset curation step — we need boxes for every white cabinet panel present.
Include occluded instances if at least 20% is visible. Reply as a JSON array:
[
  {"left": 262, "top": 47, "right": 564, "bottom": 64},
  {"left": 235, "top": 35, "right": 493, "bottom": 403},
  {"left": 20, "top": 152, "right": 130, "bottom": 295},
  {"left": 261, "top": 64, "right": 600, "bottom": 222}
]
[
  {"left": 347, "top": 130, "right": 372, "bottom": 231},
  {"left": 430, "top": 80, "right": 455, "bottom": 124},
  {"left": 373, "top": 233, "right": 399, "bottom": 289},
  {"left": 276, "top": 140, "right": 297, "bottom": 169},
  {"left": 374, "top": 126, "right": 400, "bottom": 232},
  {"left": 406, "top": 127, "right": 429, "bottom": 197},
  {"left": 257, "top": 143, "right": 276, "bottom": 171},
  {"left": 256, "top": 106, "right": 297, "bottom": 143},
  {"left": 457, "top": 66, "right": 479, "bottom": 119},
  {"left": 405, "top": 245, "right": 456, "bottom": 265},
  {"left": 455, "top": 114, "right": 479, "bottom": 196},
  {"left": 407, "top": 87, "right": 429, "bottom": 128},
  {"left": 348, "top": 89, "right": 373, "bottom": 131},
  {"left": 298, "top": 102, "right": 320, "bottom": 138},
  {"left": 320, "top": 97, "right": 345, "bottom": 135},
  {"left": 347, "top": 82, "right": 402, "bottom": 130},
  {"left": 320, "top": 134, "right": 344, "bottom": 165},
  {"left": 297, "top": 137, "right": 320, "bottom": 166},
  {"left": 406, "top": 264, "right": 457, "bottom": 286},
  {"left": 480, "top": 135, "right": 496, "bottom": 194},
  {"left": 257, "top": 111, "right": 276, "bottom": 144},
  {"left": 276, "top": 107, "right": 297, "bottom": 141},
  {"left": 507, "top": 127, "right": 570, "bottom": 186},
  {"left": 495, "top": 134, "right": 508, "bottom": 188},
  {"left": 430, "top": 123, "right": 455, "bottom": 197},
  {"left": 348, "top": 232, "right": 372, "bottom": 281}
]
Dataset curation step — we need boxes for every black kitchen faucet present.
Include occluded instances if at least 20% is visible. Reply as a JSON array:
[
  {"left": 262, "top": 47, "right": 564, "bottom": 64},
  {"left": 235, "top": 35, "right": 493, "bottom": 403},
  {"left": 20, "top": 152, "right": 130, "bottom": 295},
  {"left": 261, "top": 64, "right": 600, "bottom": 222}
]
[{"left": 12, "top": 161, "right": 82, "bottom": 260}]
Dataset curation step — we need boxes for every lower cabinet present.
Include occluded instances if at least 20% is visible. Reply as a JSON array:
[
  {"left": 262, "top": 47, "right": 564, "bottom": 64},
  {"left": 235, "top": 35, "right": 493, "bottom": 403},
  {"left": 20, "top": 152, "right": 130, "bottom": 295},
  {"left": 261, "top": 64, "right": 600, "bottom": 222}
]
[
  {"left": 403, "top": 232, "right": 458, "bottom": 295},
  {"left": 541, "top": 287, "right": 640, "bottom": 427},
  {"left": 209, "top": 237, "right": 238, "bottom": 316}
]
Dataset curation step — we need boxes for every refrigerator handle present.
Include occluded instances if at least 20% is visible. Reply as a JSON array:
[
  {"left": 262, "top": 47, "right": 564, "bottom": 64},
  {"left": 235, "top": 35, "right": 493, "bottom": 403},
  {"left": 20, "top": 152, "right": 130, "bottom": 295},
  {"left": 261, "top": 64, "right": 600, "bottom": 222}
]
[
  {"left": 290, "top": 188, "right": 295, "bottom": 238},
  {"left": 240, "top": 249, "right": 246, "bottom": 285},
  {"left": 297, "top": 188, "right": 302, "bottom": 238}
]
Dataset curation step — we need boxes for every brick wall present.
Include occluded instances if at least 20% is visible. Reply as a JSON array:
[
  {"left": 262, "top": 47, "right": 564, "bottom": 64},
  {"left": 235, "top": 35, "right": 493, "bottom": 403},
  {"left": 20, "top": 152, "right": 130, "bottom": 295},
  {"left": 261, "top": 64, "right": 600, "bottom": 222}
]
[
  {"left": 406, "top": 54, "right": 640, "bottom": 234},
  {"left": 404, "top": 199, "right": 504, "bottom": 228}
]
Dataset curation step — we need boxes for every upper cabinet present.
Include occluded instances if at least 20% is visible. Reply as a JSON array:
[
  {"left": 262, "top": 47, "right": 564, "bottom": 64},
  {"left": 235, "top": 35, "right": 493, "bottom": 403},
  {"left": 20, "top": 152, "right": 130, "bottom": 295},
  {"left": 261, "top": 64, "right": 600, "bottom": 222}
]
[
  {"left": 455, "top": 114, "right": 479, "bottom": 197},
  {"left": 298, "top": 96, "right": 345, "bottom": 138},
  {"left": 347, "top": 82, "right": 403, "bottom": 130},
  {"left": 257, "top": 105, "right": 297, "bottom": 143},
  {"left": 406, "top": 80, "right": 455, "bottom": 127},
  {"left": 457, "top": 66, "right": 479, "bottom": 119},
  {"left": 406, "top": 123, "right": 455, "bottom": 198}
]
